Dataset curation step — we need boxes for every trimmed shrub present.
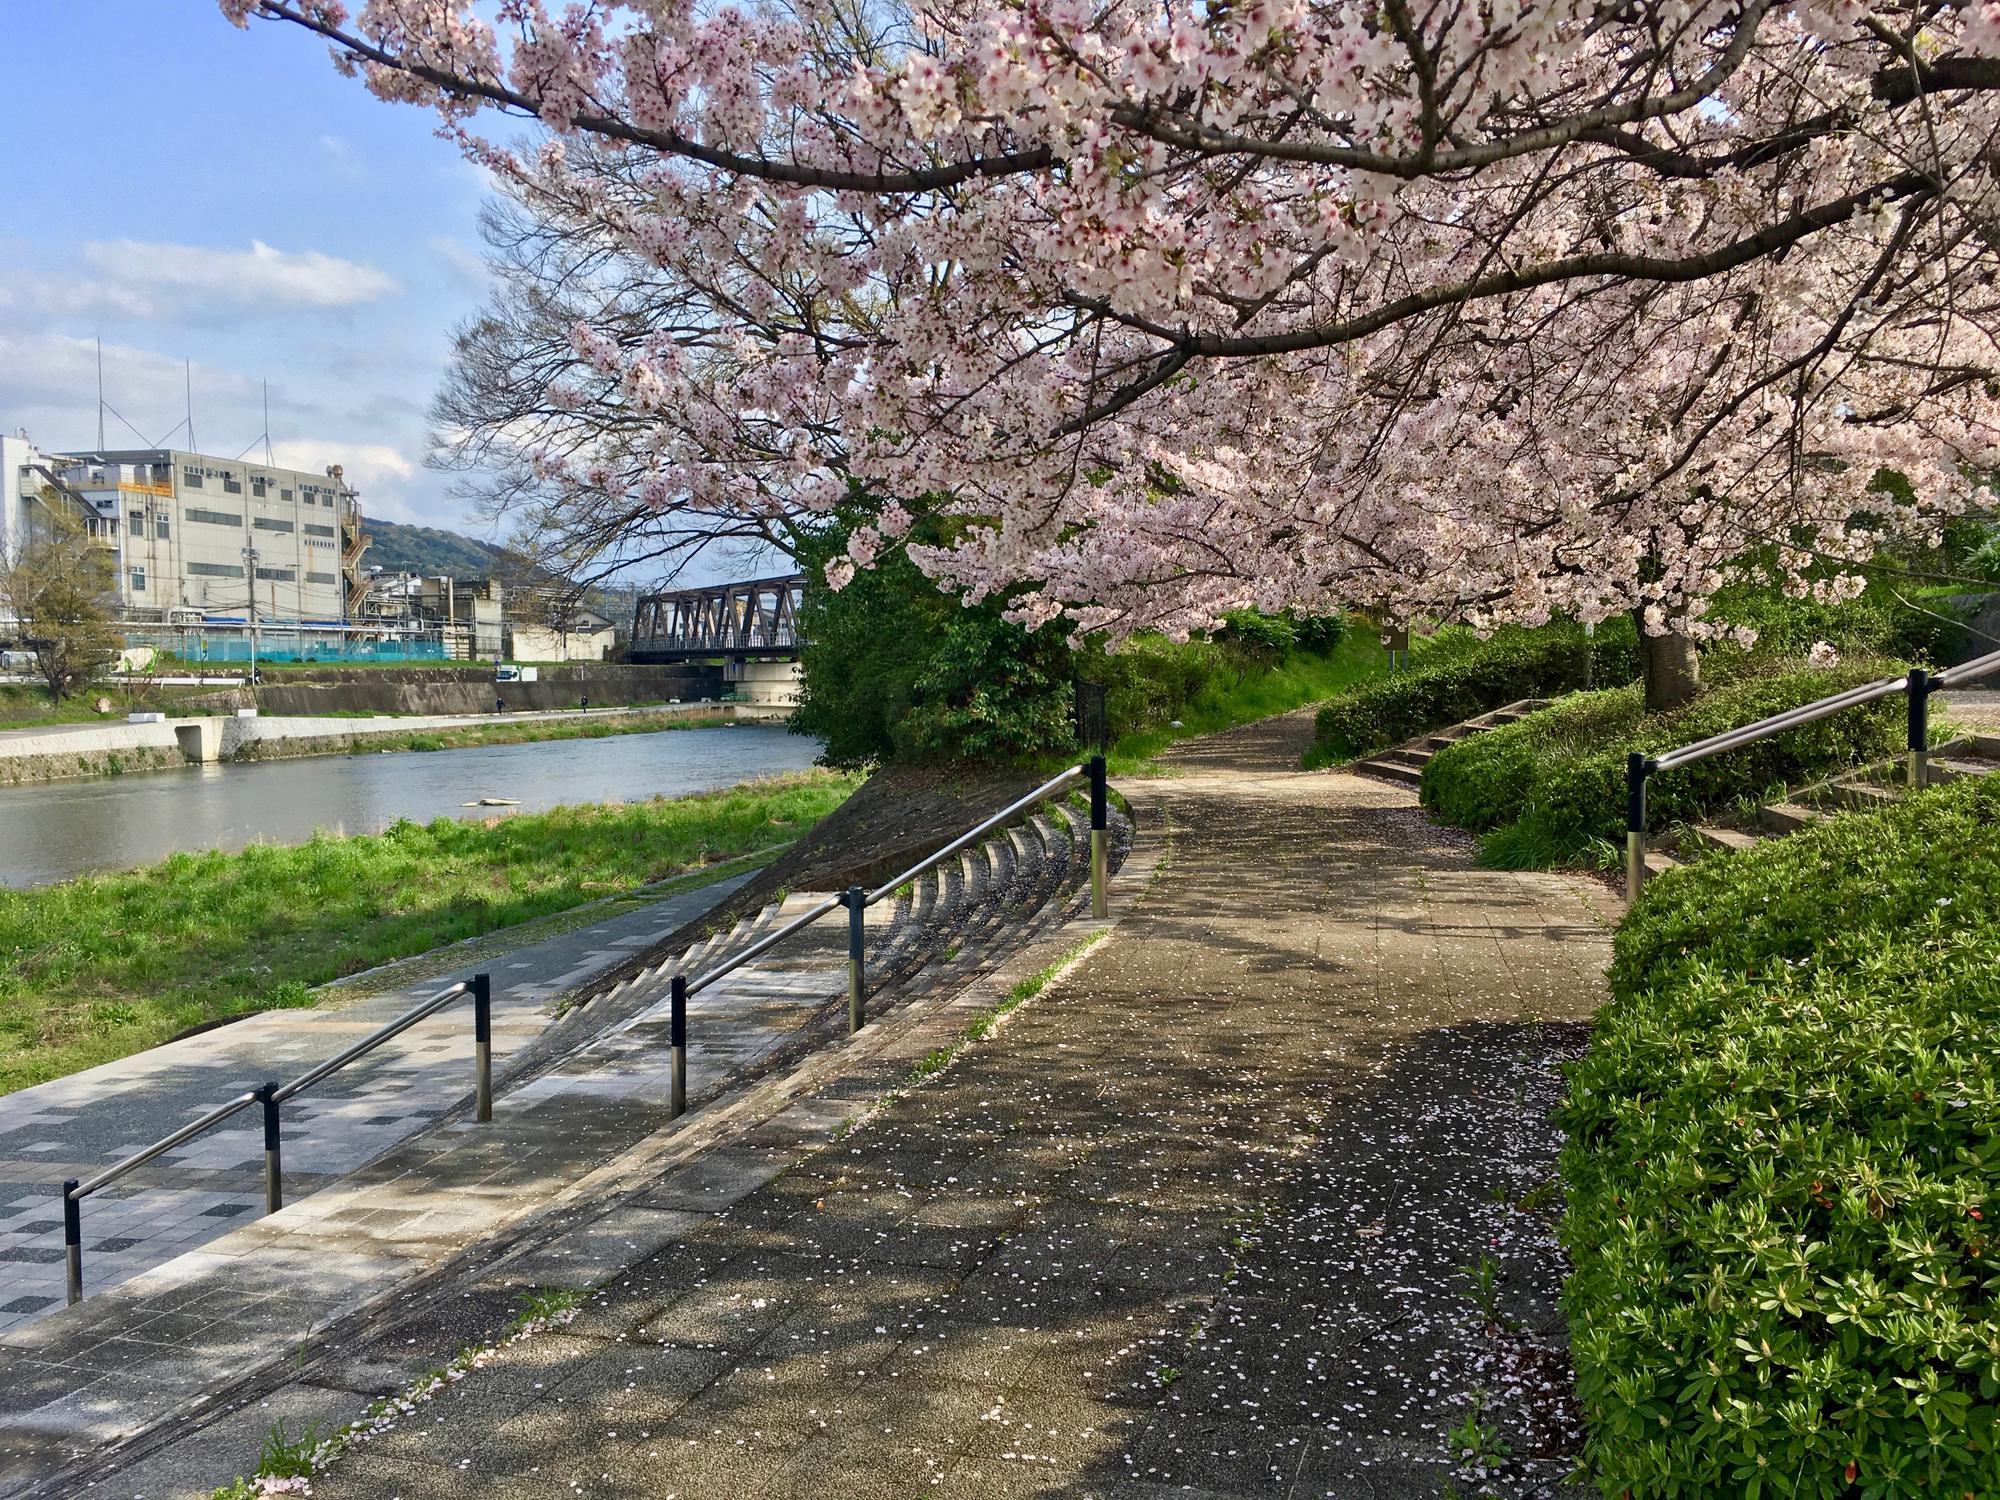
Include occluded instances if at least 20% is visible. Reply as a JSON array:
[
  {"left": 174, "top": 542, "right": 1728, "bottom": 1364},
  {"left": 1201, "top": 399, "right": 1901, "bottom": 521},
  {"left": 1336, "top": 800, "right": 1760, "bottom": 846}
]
[
  {"left": 1560, "top": 775, "right": 2000, "bottom": 1496},
  {"left": 1309, "top": 621, "right": 1640, "bottom": 762},
  {"left": 1421, "top": 660, "right": 1905, "bottom": 860}
]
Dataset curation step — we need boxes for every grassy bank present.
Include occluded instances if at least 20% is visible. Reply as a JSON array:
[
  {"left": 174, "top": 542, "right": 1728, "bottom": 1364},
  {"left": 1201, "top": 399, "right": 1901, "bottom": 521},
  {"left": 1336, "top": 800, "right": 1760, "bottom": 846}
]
[
  {"left": 0, "top": 769, "right": 859, "bottom": 1095},
  {"left": 1100, "top": 628, "right": 1389, "bottom": 774},
  {"left": 1560, "top": 776, "right": 2000, "bottom": 1495},
  {"left": 261, "top": 708, "right": 738, "bottom": 756}
]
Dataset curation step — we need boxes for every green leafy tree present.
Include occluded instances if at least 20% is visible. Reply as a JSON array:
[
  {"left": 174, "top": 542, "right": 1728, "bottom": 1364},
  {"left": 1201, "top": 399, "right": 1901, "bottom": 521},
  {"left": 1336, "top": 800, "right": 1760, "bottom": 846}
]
[
  {"left": 792, "top": 505, "right": 1076, "bottom": 768},
  {"left": 1, "top": 500, "right": 121, "bottom": 703}
]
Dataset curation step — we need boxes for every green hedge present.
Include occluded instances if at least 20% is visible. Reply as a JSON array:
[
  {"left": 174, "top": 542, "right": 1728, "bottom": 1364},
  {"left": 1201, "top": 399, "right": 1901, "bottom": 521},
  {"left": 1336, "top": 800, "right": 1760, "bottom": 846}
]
[
  {"left": 1421, "top": 661, "right": 1905, "bottom": 860},
  {"left": 1560, "top": 776, "right": 2000, "bottom": 1496},
  {"left": 1309, "top": 621, "right": 1639, "bottom": 761}
]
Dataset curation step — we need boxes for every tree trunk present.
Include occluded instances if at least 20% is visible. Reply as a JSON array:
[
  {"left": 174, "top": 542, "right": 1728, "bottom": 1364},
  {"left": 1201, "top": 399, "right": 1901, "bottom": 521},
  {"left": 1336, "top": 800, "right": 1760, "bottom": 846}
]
[{"left": 1637, "top": 618, "right": 1701, "bottom": 712}]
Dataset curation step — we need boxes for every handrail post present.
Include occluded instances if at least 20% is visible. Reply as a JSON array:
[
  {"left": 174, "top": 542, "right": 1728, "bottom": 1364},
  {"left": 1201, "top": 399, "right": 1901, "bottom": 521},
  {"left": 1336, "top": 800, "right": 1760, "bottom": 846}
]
[
  {"left": 845, "top": 886, "right": 866, "bottom": 1034},
  {"left": 1088, "top": 754, "right": 1108, "bottom": 919},
  {"left": 669, "top": 974, "right": 688, "bottom": 1118},
  {"left": 256, "top": 1083, "right": 282, "bottom": 1214},
  {"left": 1907, "top": 668, "right": 1932, "bottom": 788},
  {"left": 471, "top": 973, "right": 493, "bottom": 1123},
  {"left": 63, "top": 1180, "right": 82, "bottom": 1306},
  {"left": 1625, "top": 752, "right": 1652, "bottom": 902}
]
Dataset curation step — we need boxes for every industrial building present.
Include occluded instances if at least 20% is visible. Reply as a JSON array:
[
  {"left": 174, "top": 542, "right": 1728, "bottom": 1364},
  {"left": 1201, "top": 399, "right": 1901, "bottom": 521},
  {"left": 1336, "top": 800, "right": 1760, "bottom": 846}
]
[{"left": 1, "top": 436, "right": 369, "bottom": 630}]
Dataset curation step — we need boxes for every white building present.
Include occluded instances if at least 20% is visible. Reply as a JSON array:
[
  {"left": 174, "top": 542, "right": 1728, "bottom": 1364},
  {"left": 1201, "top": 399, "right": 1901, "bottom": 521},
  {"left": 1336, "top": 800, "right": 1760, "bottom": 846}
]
[{"left": 2, "top": 440, "right": 369, "bottom": 628}]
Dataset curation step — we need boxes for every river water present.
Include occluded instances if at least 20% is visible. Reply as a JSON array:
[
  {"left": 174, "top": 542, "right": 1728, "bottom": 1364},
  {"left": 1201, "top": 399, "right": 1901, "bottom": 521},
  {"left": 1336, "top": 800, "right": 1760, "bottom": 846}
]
[{"left": 0, "top": 724, "right": 823, "bottom": 888}]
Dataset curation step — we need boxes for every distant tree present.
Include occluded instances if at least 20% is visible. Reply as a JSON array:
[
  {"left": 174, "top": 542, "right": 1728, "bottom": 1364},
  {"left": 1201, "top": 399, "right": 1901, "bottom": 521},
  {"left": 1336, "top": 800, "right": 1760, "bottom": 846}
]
[{"left": 0, "top": 501, "right": 121, "bottom": 703}]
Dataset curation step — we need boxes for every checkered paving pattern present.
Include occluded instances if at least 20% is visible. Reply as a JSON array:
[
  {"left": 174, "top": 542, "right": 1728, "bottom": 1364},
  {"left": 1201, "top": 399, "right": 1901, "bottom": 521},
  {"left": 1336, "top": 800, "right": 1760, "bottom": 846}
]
[{"left": 0, "top": 879, "right": 746, "bottom": 1333}]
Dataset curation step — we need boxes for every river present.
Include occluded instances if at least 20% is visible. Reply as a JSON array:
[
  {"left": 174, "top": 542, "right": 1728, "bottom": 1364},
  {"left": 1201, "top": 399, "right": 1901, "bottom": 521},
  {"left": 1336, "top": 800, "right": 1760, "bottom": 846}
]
[{"left": 0, "top": 724, "right": 823, "bottom": 888}]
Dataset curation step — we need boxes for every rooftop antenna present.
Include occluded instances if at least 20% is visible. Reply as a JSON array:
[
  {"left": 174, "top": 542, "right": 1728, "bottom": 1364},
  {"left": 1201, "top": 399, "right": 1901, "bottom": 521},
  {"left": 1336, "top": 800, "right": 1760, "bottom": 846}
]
[
  {"left": 95, "top": 336, "right": 105, "bottom": 452},
  {"left": 185, "top": 359, "right": 196, "bottom": 456},
  {"left": 263, "top": 380, "right": 273, "bottom": 467}
]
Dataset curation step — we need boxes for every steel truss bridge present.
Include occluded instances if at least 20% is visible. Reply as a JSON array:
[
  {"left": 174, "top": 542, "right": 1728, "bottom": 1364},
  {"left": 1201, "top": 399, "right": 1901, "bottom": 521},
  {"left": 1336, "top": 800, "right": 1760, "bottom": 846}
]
[{"left": 629, "top": 573, "right": 804, "bottom": 663}]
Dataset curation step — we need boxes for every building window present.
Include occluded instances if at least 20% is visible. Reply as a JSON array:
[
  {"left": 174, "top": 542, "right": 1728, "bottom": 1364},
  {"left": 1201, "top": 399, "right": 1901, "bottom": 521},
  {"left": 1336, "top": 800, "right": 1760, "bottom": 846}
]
[
  {"left": 186, "top": 507, "right": 243, "bottom": 527},
  {"left": 129, "top": 508, "right": 144, "bottom": 531},
  {"left": 255, "top": 566, "right": 296, "bottom": 582},
  {"left": 182, "top": 467, "right": 204, "bottom": 489},
  {"left": 129, "top": 566, "right": 146, "bottom": 592},
  {"left": 252, "top": 477, "right": 268, "bottom": 498},
  {"left": 222, "top": 474, "right": 243, "bottom": 495},
  {"left": 188, "top": 561, "right": 244, "bottom": 579},
  {"left": 304, "top": 523, "right": 335, "bottom": 538},
  {"left": 156, "top": 516, "right": 170, "bottom": 541},
  {"left": 253, "top": 516, "right": 294, "bottom": 533},
  {"left": 280, "top": 488, "right": 293, "bottom": 503},
  {"left": 306, "top": 571, "right": 337, "bottom": 585}
]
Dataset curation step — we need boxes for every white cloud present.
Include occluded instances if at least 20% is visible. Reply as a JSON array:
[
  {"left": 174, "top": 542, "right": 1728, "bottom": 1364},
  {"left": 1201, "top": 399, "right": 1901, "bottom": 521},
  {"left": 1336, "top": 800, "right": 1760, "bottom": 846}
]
[
  {"left": 0, "top": 332, "right": 252, "bottom": 434},
  {"left": 82, "top": 239, "right": 398, "bottom": 312},
  {"left": 427, "top": 235, "right": 488, "bottom": 291},
  {"left": 269, "top": 439, "right": 425, "bottom": 522}
]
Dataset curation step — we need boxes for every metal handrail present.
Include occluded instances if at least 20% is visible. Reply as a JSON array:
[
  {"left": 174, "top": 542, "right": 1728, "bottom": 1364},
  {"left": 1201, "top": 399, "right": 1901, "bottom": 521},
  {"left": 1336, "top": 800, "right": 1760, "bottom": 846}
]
[
  {"left": 71, "top": 1090, "right": 260, "bottom": 1199},
  {"left": 662, "top": 756, "right": 1113, "bottom": 1118},
  {"left": 865, "top": 765, "right": 1088, "bottom": 907},
  {"left": 684, "top": 893, "right": 845, "bottom": 999},
  {"left": 61, "top": 973, "right": 493, "bottom": 1307},
  {"left": 1626, "top": 649, "right": 2000, "bottom": 898},
  {"left": 1930, "top": 643, "right": 2000, "bottom": 690},
  {"left": 274, "top": 979, "right": 471, "bottom": 1102},
  {"left": 1651, "top": 675, "right": 1906, "bottom": 773},
  {"left": 681, "top": 763, "right": 1092, "bottom": 1004}
]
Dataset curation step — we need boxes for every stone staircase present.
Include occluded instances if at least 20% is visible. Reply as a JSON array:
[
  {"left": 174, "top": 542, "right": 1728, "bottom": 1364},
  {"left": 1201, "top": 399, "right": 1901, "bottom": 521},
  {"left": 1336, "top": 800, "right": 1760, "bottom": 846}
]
[
  {"left": 1669, "top": 732, "right": 2000, "bottom": 862},
  {"left": 1350, "top": 699, "right": 1553, "bottom": 787},
  {"left": 530, "top": 789, "right": 1124, "bottom": 1078}
]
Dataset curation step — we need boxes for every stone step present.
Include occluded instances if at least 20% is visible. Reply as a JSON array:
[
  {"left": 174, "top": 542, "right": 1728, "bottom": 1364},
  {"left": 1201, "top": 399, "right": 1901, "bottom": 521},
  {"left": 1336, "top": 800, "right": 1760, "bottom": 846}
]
[
  {"left": 1924, "top": 754, "right": 2000, "bottom": 785},
  {"left": 1367, "top": 761, "right": 1425, "bottom": 787},
  {"left": 1383, "top": 747, "right": 1431, "bottom": 769},
  {"left": 1692, "top": 824, "right": 1763, "bottom": 854},
  {"left": 1823, "top": 780, "right": 1899, "bottom": 813},
  {"left": 1758, "top": 802, "right": 1823, "bottom": 835}
]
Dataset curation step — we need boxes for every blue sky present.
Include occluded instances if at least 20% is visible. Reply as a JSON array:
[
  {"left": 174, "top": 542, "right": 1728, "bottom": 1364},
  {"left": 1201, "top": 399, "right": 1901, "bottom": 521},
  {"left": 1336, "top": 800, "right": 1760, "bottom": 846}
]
[{"left": 1, "top": 3, "right": 499, "bottom": 532}]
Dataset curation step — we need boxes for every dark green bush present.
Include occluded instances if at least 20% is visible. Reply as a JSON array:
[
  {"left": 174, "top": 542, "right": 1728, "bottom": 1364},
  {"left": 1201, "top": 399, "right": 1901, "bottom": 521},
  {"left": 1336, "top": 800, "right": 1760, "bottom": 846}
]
[
  {"left": 1560, "top": 775, "right": 2000, "bottom": 1497},
  {"left": 1309, "top": 620, "right": 1640, "bottom": 761},
  {"left": 1422, "top": 661, "right": 1905, "bottom": 860},
  {"left": 1419, "top": 687, "right": 1646, "bottom": 833}
]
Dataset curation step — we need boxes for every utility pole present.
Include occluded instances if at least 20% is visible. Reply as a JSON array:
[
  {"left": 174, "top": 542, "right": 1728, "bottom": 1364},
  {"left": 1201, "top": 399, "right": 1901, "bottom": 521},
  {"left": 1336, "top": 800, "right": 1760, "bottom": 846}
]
[{"left": 243, "top": 541, "right": 260, "bottom": 688}]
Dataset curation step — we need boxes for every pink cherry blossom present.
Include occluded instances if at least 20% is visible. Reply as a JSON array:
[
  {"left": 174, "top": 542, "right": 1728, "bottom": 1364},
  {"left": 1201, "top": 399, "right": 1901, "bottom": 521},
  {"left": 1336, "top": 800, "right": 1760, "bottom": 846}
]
[{"left": 231, "top": 0, "right": 2000, "bottom": 641}]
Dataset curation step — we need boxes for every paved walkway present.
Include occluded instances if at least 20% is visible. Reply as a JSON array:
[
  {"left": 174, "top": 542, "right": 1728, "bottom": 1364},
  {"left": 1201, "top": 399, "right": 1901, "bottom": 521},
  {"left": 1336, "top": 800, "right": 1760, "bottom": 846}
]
[
  {"left": 0, "top": 873, "right": 751, "bottom": 1331},
  {"left": 276, "top": 712, "right": 1613, "bottom": 1499}
]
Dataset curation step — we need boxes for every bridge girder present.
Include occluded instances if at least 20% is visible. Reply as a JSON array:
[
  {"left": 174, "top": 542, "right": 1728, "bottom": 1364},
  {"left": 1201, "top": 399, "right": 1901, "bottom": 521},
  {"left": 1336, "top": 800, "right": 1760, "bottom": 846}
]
[{"left": 630, "top": 573, "right": 805, "bottom": 663}]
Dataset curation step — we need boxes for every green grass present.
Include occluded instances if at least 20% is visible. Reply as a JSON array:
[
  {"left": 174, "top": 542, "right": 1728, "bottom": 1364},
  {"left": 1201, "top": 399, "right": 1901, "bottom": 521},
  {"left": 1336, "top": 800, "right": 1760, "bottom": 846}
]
[
  {"left": 0, "top": 770, "right": 859, "bottom": 1095},
  {"left": 349, "top": 711, "right": 734, "bottom": 755},
  {"left": 1104, "top": 632, "right": 1388, "bottom": 775}
]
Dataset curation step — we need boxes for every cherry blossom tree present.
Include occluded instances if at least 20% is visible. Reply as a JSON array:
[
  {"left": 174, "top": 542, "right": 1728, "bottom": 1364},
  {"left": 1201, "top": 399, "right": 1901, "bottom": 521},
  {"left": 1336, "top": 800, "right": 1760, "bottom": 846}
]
[{"left": 227, "top": 0, "right": 2000, "bottom": 705}]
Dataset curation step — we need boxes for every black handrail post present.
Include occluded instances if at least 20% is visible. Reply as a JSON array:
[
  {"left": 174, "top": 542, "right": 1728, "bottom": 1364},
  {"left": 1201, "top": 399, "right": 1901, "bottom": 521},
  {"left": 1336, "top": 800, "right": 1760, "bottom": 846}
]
[
  {"left": 62, "top": 1180, "right": 82, "bottom": 1306},
  {"left": 1088, "top": 754, "right": 1109, "bottom": 919},
  {"left": 1625, "top": 753, "right": 1652, "bottom": 903},
  {"left": 669, "top": 974, "right": 688, "bottom": 1118},
  {"left": 256, "top": 1083, "right": 282, "bottom": 1214},
  {"left": 1907, "top": 668, "right": 1932, "bottom": 789},
  {"left": 845, "top": 886, "right": 866, "bottom": 1034},
  {"left": 471, "top": 973, "right": 493, "bottom": 1123}
]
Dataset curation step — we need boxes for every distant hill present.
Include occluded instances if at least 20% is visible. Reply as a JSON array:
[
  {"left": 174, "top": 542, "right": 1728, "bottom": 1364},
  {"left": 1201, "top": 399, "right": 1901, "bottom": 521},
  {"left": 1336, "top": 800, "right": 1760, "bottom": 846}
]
[
  {"left": 361, "top": 519, "right": 507, "bottom": 577},
  {"left": 359, "top": 517, "right": 642, "bottom": 632}
]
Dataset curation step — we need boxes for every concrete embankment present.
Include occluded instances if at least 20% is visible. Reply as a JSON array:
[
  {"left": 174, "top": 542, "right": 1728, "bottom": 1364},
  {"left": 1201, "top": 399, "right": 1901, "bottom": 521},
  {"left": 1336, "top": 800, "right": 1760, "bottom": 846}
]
[
  {"left": 179, "top": 662, "right": 724, "bottom": 717},
  {"left": 0, "top": 701, "right": 780, "bottom": 786}
]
